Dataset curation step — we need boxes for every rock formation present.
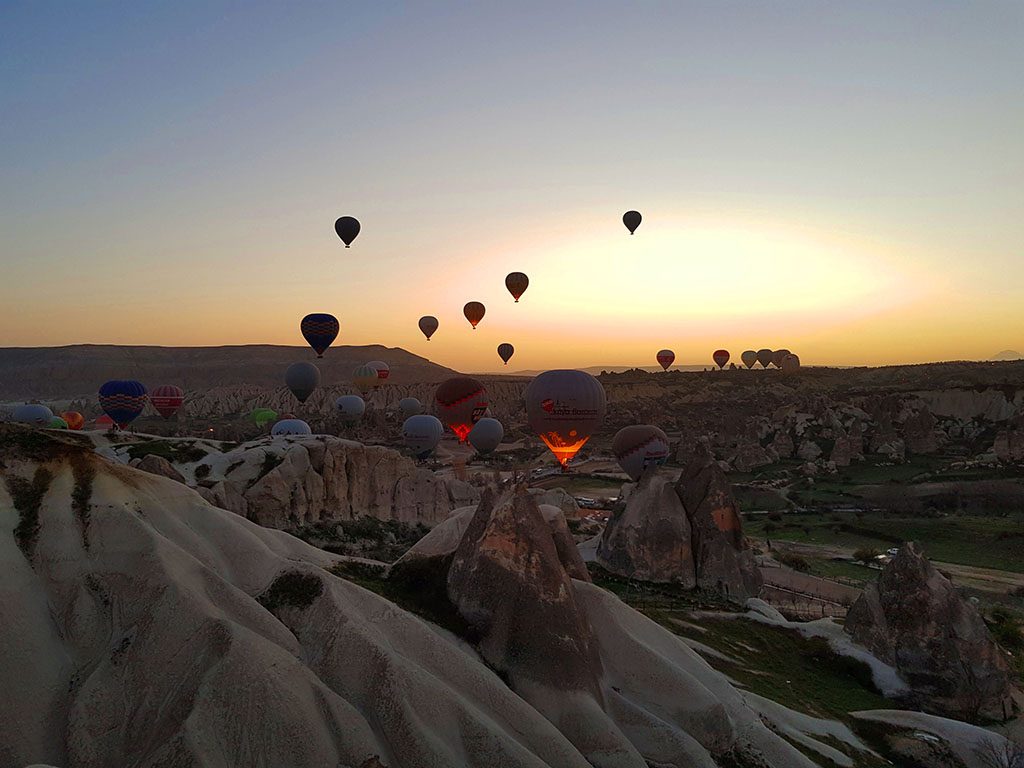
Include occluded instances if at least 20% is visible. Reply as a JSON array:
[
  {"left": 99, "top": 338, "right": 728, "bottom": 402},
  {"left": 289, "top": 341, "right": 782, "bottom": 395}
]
[{"left": 845, "top": 542, "right": 1018, "bottom": 722}]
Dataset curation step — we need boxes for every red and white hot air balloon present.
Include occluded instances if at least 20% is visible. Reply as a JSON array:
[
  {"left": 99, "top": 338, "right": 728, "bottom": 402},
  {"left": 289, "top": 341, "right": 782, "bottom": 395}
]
[
  {"left": 712, "top": 349, "right": 730, "bottom": 369},
  {"left": 150, "top": 385, "right": 184, "bottom": 419},
  {"left": 525, "top": 370, "right": 606, "bottom": 469},
  {"left": 656, "top": 349, "right": 675, "bottom": 371}
]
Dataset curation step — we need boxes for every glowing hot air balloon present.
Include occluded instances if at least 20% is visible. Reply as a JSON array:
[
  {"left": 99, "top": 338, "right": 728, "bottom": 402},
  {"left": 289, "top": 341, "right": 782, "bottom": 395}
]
[
  {"left": 403, "top": 415, "right": 444, "bottom": 459},
  {"left": 713, "top": 349, "right": 730, "bottom": 369},
  {"left": 505, "top": 272, "right": 529, "bottom": 302},
  {"left": 272, "top": 419, "right": 312, "bottom": 436},
  {"left": 285, "top": 362, "right": 320, "bottom": 403},
  {"left": 334, "top": 216, "right": 360, "bottom": 247},
  {"left": 367, "top": 360, "right": 390, "bottom": 383},
  {"left": 300, "top": 313, "right": 340, "bottom": 358},
  {"left": 150, "top": 385, "right": 184, "bottom": 419},
  {"left": 11, "top": 404, "right": 53, "bottom": 426},
  {"left": 781, "top": 354, "right": 801, "bottom": 374},
  {"left": 741, "top": 350, "right": 757, "bottom": 369},
  {"left": 525, "top": 370, "right": 606, "bottom": 468},
  {"left": 771, "top": 349, "right": 791, "bottom": 368},
  {"left": 612, "top": 425, "right": 671, "bottom": 481},
  {"left": 756, "top": 349, "right": 774, "bottom": 369},
  {"left": 335, "top": 395, "right": 366, "bottom": 425},
  {"left": 419, "top": 315, "right": 439, "bottom": 341},
  {"left": 497, "top": 343, "right": 515, "bottom": 365},
  {"left": 98, "top": 380, "right": 148, "bottom": 428},
  {"left": 469, "top": 417, "right": 504, "bottom": 455},
  {"left": 463, "top": 302, "right": 485, "bottom": 329},
  {"left": 623, "top": 210, "right": 642, "bottom": 235},
  {"left": 352, "top": 364, "right": 378, "bottom": 396},
  {"left": 656, "top": 349, "right": 675, "bottom": 371},
  {"left": 435, "top": 376, "right": 488, "bottom": 442},
  {"left": 399, "top": 397, "right": 423, "bottom": 418},
  {"left": 62, "top": 411, "right": 85, "bottom": 430}
]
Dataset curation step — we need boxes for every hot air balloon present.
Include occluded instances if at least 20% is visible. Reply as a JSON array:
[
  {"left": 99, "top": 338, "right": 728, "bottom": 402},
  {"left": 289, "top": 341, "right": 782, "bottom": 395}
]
[
  {"left": 94, "top": 414, "right": 115, "bottom": 431},
  {"left": 399, "top": 397, "right": 423, "bottom": 419},
  {"left": 11, "top": 404, "right": 54, "bottom": 426},
  {"left": 463, "top": 302, "right": 485, "bottom": 329},
  {"left": 497, "top": 343, "right": 515, "bottom": 365},
  {"left": 98, "top": 380, "right": 148, "bottom": 428},
  {"left": 335, "top": 395, "right": 366, "bottom": 425},
  {"left": 623, "top": 210, "right": 642, "bottom": 235},
  {"left": 352, "top": 364, "right": 378, "bottom": 396},
  {"left": 741, "top": 350, "right": 757, "bottom": 369},
  {"left": 771, "top": 349, "right": 791, "bottom": 368},
  {"left": 367, "top": 360, "right": 390, "bottom": 382},
  {"left": 285, "top": 362, "right": 320, "bottom": 403},
  {"left": 756, "top": 349, "right": 774, "bottom": 369},
  {"left": 334, "top": 216, "right": 360, "bottom": 247},
  {"left": 525, "top": 370, "right": 606, "bottom": 468},
  {"left": 251, "top": 408, "right": 277, "bottom": 428},
  {"left": 272, "top": 419, "right": 312, "bottom": 436},
  {"left": 402, "top": 415, "right": 444, "bottom": 459},
  {"left": 49, "top": 416, "right": 68, "bottom": 430},
  {"left": 612, "top": 425, "right": 671, "bottom": 481},
  {"left": 62, "top": 411, "right": 85, "bottom": 430},
  {"left": 435, "top": 377, "right": 488, "bottom": 442},
  {"left": 505, "top": 272, "right": 529, "bottom": 302},
  {"left": 781, "top": 354, "right": 801, "bottom": 374},
  {"left": 418, "top": 315, "right": 439, "bottom": 341},
  {"left": 300, "top": 313, "right": 340, "bottom": 358},
  {"left": 469, "top": 417, "right": 504, "bottom": 455},
  {"left": 656, "top": 349, "right": 675, "bottom": 371},
  {"left": 150, "top": 385, "right": 184, "bottom": 419},
  {"left": 713, "top": 349, "right": 730, "bottom": 369}
]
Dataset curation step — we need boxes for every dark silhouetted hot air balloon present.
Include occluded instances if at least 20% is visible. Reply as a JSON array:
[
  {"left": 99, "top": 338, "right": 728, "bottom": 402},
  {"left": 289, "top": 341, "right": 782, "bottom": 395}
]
[
  {"left": 781, "top": 354, "right": 801, "bottom": 374},
  {"left": 756, "top": 349, "right": 774, "bottom": 369},
  {"left": 525, "top": 370, "right": 606, "bottom": 468},
  {"left": 300, "top": 313, "right": 340, "bottom": 358},
  {"left": 713, "top": 349, "right": 730, "bottom": 369},
  {"left": 352, "top": 364, "right": 378, "bottom": 395},
  {"left": 771, "top": 349, "right": 791, "bottom": 368},
  {"left": 367, "top": 360, "right": 390, "bottom": 382},
  {"left": 99, "top": 380, "right": 148, "bottom": 428},
  {"left": 497, "top": 343, "right": 515, "bottom": 365},
  {"left": 334, "top": 216, "right": 360, "bottom": 247},
  {"left": 657, "top": 349, "right": 675, "bottom": 371},
  {"left": 251, "top": 408, "right": 277, "bottom": 428},
  {"left": 463, "top": 302, "right": 485, "bottom": 329},
  {"left": 335, "top": 395, "right": 366, "bottom": 425},
  {"left": 150, "top": 385, "right": 184, "bottom": 419},
  {"left": 469, "top": 417, "right": 504, "bottom": 455},
  {"left": 505, "top": 272, "right": 529, "bottom": 302},
  {"left": 272, "top": 419, "right": 312, "bottom": 436},
  {"left": 11, "top": 404, "right": 53, "bottom": 426},
  {"left": 399, "top": 397, "right": 423, "bottom": 418},
  {"left": 435, "top": 377, "right": 488, "bottom": 442},
  {"left": 48, "top": 416, "right": 68, "bottom": 430},
  {"left": 62, "top": 411, "right": 85, "bottom": 430},
  {"left": 403, "top": 415, "right": 444, "bottom": 459},
  {"left": 285, "top": 362, "right": 320, "bottom": 403},
  {"left": 419, "top": 315, "right": 439, "bottom": 341},
  {"left": 623, "top": 210, "right": 642, "bottom": 235},
  {"left": 741, "top": 350, "right": 757, "bottom": 369},
  {"left": 612, "top": 425, "right": 671, "bottom": 481}
]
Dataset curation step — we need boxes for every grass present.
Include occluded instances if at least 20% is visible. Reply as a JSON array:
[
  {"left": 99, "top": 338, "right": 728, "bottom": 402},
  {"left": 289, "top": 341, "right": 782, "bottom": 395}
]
[
  {"left": 7, "top": 467, "right": 54, "bottom": 558},
  {"left": 290, "top": 518, "right": 430, "bottom": 563},
  {"left": 125, "top": 440, "right": 209, "bottom": 464},
  {"left": 257, "top": 571, "right": 324, "bottom": 611},
  {"left": 70, "top": 457, "right": 96, "bottom": 550}
]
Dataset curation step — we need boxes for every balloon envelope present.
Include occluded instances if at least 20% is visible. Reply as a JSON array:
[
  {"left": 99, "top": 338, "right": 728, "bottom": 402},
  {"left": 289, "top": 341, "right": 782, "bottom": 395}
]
[
  {"left": 418, "top": 315, "right": 439, "bottom": 341},
  {"left": 781, "top": 354, "right": 801, "bottom": 374},
  {"left": 99, "top": 380, "right": 148, "bottom": 428},
  {"left": 285, "top": 362, "right": 321, "bottom": 403},
  {"left": 435, "top": 377, "right": 488, "bottom": 442},
  {"left": 469, "top": 417, "right": 504, "bottom": 455},
  {"left": 251, "top": 408, "right": 277, "bottom": 427},
  {"left": 525, "top": 370, "right": 606, "bottom": 467},
  {"left": 623, "top": 210, "right": 642, "bottom": 234},
  {"left": 352, "top": 364, "right": 378, "bottom": 395},
  {"left": 463, "top": 302, "right": 485, "bottom": 329},
  {"left": 300, "top": 313, "right": 340, "bottom": 358},
  {"left": 612, "top": 425, "right": 671, "bottom": 481},
  {"left": 49, "top": 416, "right": 68, "bottom": 429},
  {"left": 334, "top": 216, "right": 360, "bottom": 247},
  {"left": 656, "top": 349, "right": 675, "bottom": 371},
  {"left": 94, "top": 414, "right": 115, "bottom": 431},
  {"left": 403, "top": 415, "right": 444, "bottom": 459},
  {"left": 771, "top": 349, "right": 791, "bottom": 368},
  {"left": 713, "top": 349, "right": 730, "bottom": 369},
  {"left": 11, "top": 404, "right": 54, "bottom": 426},
  {"left": 150, "top": 385, "right": 184, "bottom": 419},
  {"left": 367, "top": 360, "right": 390, "bottom": 382},
  {"left": 756, "top": 349, "right": 774, "bottom": 368},
  {"left": 741, "top": 350, "right": 758, "bottom": 369},
  {"left": 335, "top": 395, "right": 366, "bottom": 425},
  {"left": 497, "top": 343, "right": 515, "bottom": 365},
  {"left": 398, "top": 397, "right": 423, "bottom": 419},
  {"left": 505, "top": 272, "right": 529, "bottom": 302},
  {"left": 272, "top": 419, "right": 312, "bottom": 437},
  {"left": 62, "top": 411, "right": 85, "bottom": 430}
]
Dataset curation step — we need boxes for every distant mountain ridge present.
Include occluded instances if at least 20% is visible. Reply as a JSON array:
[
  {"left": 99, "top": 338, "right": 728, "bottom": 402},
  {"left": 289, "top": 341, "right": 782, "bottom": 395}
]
[
  {"left": 992, "top": 350, "right": 1023, "bottom": 361},
  {"left": 0, "top": 344, "right": 458, "bottom": 400},
  {"left": 509, "top": 364, "right": 710, "bottom": 377}
]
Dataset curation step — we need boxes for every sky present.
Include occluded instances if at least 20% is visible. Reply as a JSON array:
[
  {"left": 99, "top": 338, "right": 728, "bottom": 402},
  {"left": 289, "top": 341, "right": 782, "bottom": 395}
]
[{"left": 2, "top": 1, "right": 1022, "bottom": 372}]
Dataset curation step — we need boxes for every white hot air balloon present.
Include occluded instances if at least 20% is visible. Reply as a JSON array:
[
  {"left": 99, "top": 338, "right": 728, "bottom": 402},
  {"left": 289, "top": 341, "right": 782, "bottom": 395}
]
[
  {"left": 612, "top": 425, "right": 671, "bottom": 481},
  {"left": 524, "top": 370, "right": 606, "bottom": 468},
  {"left": 11, "top": 403, "right": 55, "bottom": 426},
  {"left": 468, "top": 417, "right": 504, "bottom": 455},
  {"left": 335, "top": 395, "right": 366, "bottom": 425},
  {"left": 399, "top": 397, "right": 423, "bottom": 419},
  {"left": 403, "top": 415, "right": 444, "bottom": 459},
  {"left": 272, "top": 419, "right": 312, "bottom": 437}
]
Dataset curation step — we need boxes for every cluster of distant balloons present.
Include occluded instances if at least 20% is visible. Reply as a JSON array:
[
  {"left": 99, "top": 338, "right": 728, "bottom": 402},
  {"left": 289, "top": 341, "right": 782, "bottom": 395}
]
[
  {"left": 11, "top": 382, "right": 185, "bottom": 432},
  {"left": 655, "top": 348, "right": 801, "bottom": 373}
]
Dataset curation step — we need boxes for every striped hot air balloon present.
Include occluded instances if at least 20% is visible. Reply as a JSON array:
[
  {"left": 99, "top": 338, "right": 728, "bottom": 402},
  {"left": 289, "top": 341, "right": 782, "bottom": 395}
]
[
  {"left": 150, "top": 385, "right": 184, "bottom": 419},
  {"left": 656, "top": 349, "right": 675, "bottom": 371},
  {"left": 712, "top": 349, "right": 730, "bottom": 369},
  {"left": 98, "top": 380, "right": 148, "bottom": 428},
  {"left": 612, "top": 425, "right": 670, "bottom": 481},
  {"left": 435, "top": 377, "right": 488, "bottom": 442},
  {"left": 300, "top": 313, "right": 340, "bottom": 358}
]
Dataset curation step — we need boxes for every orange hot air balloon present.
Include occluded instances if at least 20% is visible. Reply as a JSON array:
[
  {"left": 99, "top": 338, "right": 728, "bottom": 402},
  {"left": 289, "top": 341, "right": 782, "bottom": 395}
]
[
  {"left": 61, "top": 411, "right": 85, "bottom": 430},
  {"left": 435, "top": 377, "right": 489, "bottom": 442},
  {"left": 463, "top": 301, "right": 485, "bottom": 329},
  {"left": 656, "top": 349, "right": 675, "bottom": 371},
  {"left": 497, "top": 343, "right": 515, "bottom": 365},
  {"left": 712, "top": 349, "right": 730, "bottom": 369},
  {"left": 94, "top": 414, "right": 115, "bottom": 431},
  {"left": 419, "top": 315, "right": 439, "bottom": 341},
  {"left": 525, "top": 370, "right": 606, "bottom": 468},
  {"left": 505, "top": 272, "right": 529, "bottom": 302}
]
